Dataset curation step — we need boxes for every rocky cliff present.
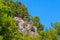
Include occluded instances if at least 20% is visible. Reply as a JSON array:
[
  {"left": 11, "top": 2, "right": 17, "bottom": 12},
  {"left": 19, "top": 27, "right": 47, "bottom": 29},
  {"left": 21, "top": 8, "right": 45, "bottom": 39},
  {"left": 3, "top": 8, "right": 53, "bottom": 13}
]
[{"left": 14, "top": 16, "right": 39, "bottom": 37}]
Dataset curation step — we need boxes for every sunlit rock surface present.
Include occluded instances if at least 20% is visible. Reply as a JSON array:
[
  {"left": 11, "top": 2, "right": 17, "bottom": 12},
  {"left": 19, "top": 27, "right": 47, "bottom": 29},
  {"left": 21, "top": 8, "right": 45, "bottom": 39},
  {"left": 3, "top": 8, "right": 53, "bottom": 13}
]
[{"left": 14, "top": 17, "right": 38, "bottom": 36}]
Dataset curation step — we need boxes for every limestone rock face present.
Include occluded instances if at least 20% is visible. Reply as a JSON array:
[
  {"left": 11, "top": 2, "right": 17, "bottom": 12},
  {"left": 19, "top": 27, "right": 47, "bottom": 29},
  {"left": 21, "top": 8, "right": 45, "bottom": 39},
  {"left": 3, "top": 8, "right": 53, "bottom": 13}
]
[{"left": 14, "top": 17, "right": 38, "bottom": 36}]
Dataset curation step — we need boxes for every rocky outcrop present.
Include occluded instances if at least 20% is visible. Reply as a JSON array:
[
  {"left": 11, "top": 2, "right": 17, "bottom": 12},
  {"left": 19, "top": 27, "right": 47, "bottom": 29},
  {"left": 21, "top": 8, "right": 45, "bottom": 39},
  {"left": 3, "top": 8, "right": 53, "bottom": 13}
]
[{"left": 14, "top": 17, "right": 39, "bottom": 36}]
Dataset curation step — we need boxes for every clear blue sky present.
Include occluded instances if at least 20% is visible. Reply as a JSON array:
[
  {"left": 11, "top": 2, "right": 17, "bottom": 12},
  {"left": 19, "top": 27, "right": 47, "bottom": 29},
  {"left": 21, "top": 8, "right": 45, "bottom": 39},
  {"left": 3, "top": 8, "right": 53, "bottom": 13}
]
[{"left": 14, "top": 0, "right": 60, "bottom": 30}]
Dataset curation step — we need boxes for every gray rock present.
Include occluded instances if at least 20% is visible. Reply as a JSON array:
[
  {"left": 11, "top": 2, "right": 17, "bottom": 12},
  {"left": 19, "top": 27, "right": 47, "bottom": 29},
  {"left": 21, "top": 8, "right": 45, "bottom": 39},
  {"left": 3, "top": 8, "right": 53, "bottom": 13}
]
[{"left": 14, "top": 16, "right": 39, "bottom": 36}]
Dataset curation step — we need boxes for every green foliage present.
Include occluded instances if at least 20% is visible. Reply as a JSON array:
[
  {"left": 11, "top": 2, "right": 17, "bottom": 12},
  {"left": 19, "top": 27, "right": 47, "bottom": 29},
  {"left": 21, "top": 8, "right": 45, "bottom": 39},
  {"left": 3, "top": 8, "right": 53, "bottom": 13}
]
[
  {"left": 32, "top": 16, "right": 39, "bottom": 23},
  {"left": 44, "top": 29, "right": 58, "bottom": 40},
  {"left": 38, "top": 29, "right": 58, "bottom": 40},
  {"left": 0, "top": 0, "right": 59, "bottom": 40},
  {"left": 0, "top": 36, "right": 3, "bottom": 40},
  {"left": 54, "top": 22, "right": 60, "bottom": 35},
  {"left": 0, "top": 14, "right": 17, "bottom": 40},
  {"left": 32, "top": 16, "right": 39, "bottom": 27}
]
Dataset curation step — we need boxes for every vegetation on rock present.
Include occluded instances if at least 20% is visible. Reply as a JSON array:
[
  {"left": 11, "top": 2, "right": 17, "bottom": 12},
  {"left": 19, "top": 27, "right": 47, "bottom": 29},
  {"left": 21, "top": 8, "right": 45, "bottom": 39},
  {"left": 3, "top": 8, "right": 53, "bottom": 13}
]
[{"left": 0, "top": 0, "right": 59, "bottom": 40}]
